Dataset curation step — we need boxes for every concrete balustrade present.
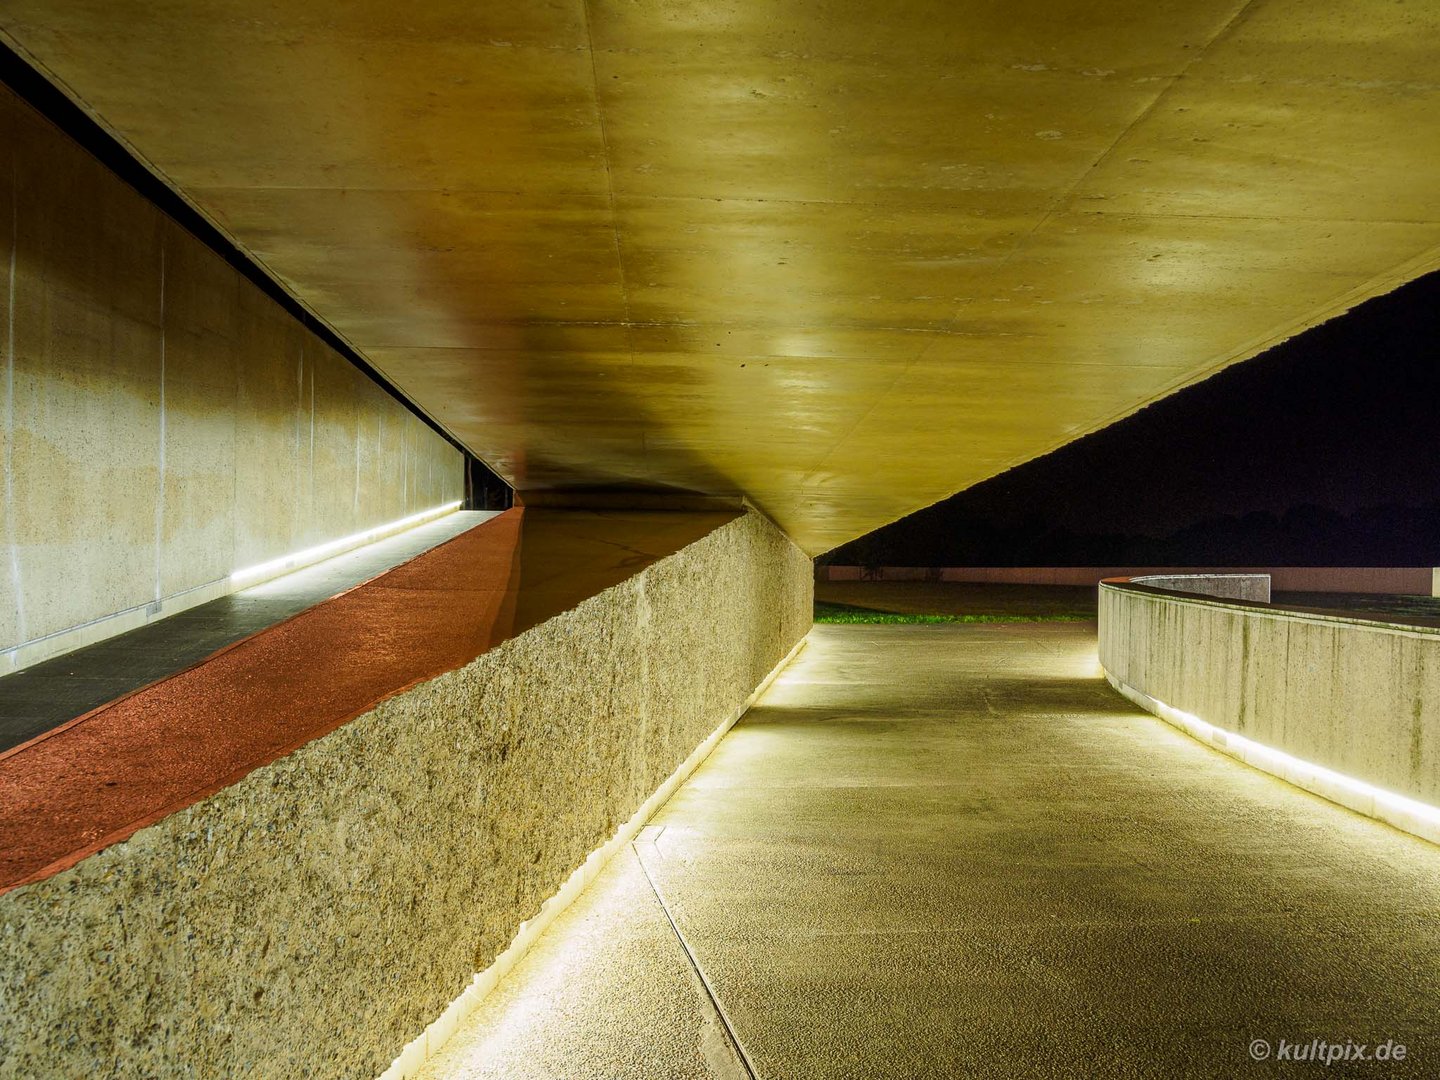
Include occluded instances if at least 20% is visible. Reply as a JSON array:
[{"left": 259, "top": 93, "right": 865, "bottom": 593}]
[
  {"left": 0, "top": 509, "right": 812, "bottom": 1079},
  {"left": 1099, "top": 576, "right": 1440, "bottom": 844},
  {"left": 1126, "top": 572, "right": 1271, "bottom": 603}
]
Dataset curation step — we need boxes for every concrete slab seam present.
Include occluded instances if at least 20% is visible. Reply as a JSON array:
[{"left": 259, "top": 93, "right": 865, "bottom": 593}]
[
  {"left": 377, "top": 632, "right": 811, "bottom": 1080},
  {"left": 3, "top": 171, "right": 20, "bottom": 648},
  {"left": 154, "top": 242, "right": 166, "bottom": 605},
  {"left": 633, "top": 839, "right": 760, "bottom": 1079}
]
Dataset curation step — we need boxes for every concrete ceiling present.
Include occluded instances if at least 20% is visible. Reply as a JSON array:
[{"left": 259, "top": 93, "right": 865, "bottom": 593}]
[{"left": 4, "top": 1, "right": 1440, "bottom": 553}]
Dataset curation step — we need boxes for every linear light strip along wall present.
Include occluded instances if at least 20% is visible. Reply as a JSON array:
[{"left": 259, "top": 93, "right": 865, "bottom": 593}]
[
  {"left": 2, "top": 501, "right": 467, "bottom": 676},
  {"left": 377, "top": 634, "right": 810, "bottom": 1080},
  {"left": 230, "top": 500, "right": 462, "bottom": 589},
  {"left": 1106, "top": 671, "right": 1440, "bottom": 847}
]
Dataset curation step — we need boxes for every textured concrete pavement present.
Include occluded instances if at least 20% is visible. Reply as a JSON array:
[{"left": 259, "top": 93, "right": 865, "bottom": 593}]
[{"left": 423, "top": 623, "right": 1440, "bottom": 1078}]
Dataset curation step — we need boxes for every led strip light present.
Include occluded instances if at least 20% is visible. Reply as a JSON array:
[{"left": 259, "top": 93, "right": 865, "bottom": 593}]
[
  {"left": 230, "top": 500, "right": 463, "bottom": 589},
  {"left": 377, "top": 634, "right": 809, "bottom": 1080},
  {"left": 1106, "top": 670, "right": 1440, "bottom": 846}
]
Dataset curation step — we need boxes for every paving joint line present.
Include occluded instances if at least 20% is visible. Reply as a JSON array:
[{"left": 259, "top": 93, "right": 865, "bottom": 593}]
[{"left": 632, "top": 840, "right": 760, "bottom": 1080}]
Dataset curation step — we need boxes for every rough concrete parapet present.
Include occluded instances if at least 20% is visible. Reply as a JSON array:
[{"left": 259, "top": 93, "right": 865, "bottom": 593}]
[{"left": 0, "top": 509, "right": 811, "bottom": 1079}]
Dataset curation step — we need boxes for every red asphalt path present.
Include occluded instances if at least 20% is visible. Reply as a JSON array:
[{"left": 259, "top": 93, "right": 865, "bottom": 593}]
[{"left": 0, "top": 509, "right": 525, "bottom": 894}]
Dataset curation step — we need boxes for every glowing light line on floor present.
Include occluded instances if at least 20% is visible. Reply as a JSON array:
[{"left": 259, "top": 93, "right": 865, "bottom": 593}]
[
  {"left": 1106, "top": 670, "right": 1440, "bottom": 846},
  {"left": 377, "top": 634, "right": 809, "bottom": 1080},
  {"left": 230, "top": 500, "right": 462, "bottom": 589}
]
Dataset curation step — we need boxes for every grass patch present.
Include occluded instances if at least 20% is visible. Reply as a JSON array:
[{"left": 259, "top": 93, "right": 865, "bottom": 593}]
[{"left": 813, "top": 601, "right": 1094, "bottom": 625}]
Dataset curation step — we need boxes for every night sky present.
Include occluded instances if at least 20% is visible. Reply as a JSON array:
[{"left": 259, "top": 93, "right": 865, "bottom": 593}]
[{"left": 829, "top": 269, "right": 1440, "bottom": 567}]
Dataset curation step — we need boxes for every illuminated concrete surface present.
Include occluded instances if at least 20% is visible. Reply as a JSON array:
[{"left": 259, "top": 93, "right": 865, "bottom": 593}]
[
  {"left": 421, "top": 623, "right": 1440, "bottom": 1078},
  {"left": 0, "top": 81, "right": 464, "bottom": 672},
  {"left": 0, "top": 509, "right": 810, "bottom": 1077},
  {"left": 5, "top": 2, "right": 1440, "bottom": 551},
  {"left": 1100, "top": 577, "right": 1440, "bottom": 827},
  {"left": 0, "top": 510, "right": 494, "bottom": 753},
  {"left": 1125, "top": 571, "right": 1270, "bottom": 602}
]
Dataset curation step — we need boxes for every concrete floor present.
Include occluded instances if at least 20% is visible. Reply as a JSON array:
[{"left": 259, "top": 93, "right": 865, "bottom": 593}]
[{"left": 422, "top": 623, "right": 1440, "bottom": 1079}]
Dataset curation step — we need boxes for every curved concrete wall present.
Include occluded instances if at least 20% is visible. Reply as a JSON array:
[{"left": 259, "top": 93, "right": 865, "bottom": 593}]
[
  {"left": 1099, "top": 578, "right": 1440, "bottom": 842},
  {"left": 1127, "top": 573, "right": 1270, "bottom": 603},
  {"left": 0, "top": 509, "right": 811, "bottom": 1080}
]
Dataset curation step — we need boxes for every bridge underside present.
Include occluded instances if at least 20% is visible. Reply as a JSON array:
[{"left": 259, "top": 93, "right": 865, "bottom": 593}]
[{"left": 4, "top": 0, "right": 1439, "bottom": 551}]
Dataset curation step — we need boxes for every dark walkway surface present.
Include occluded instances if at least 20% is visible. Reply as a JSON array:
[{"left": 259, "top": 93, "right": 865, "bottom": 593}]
[
  {"left": 424, "top": 622, "right": 1440, "bottom": 1079},
  {"left": 0, "top": 512, "right": 497, "bottom": 754}
]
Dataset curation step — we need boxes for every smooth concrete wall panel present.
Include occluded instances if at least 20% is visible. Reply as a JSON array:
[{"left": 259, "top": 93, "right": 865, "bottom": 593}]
[
  {"left": 367, "top": 396, "right": 406, "bottom": 533},
  {"left": 0, "top": 85, "right": 463, "bottom": 666},
  {"left": 0, "top": 509, "right": 812, "bottom": 1079},
  {"left": 9, "top": 92, "right": 164, "bottom": 645},
  {"left": 311, "top": 341, "right": 359, "bottom": 532},
  {"left": 1100, "top": 583, "right": 1440, "bottom": 808},
  {"left": 157, "top": 221, "right": 240, "bottom": 599},
  {"left": 230, "top": 288, "right": 306, "bottom": 573},
  {"left": 413, "top": 410, "right": 455, "bottom": 511},
  {"left": 1, "top": 130, "right": 18, "bottom": 653}
]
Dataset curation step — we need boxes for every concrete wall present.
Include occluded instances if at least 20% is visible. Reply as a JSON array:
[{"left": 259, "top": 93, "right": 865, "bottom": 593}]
[
  {"left": 1126, "top": 573, "right": 1271, "bottom": 603},
  {"left": 0, "top": 84, "right": 463, "bottom": 673},
  {"left": 1099, "top": 580, "right": 1440, "bottom": 825},
  {"left": 824, "top": 565, "right": 1433, "bottom": 594},
  {"left": 0, "top": 508, "right": 812, "bottom": 1079}
]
